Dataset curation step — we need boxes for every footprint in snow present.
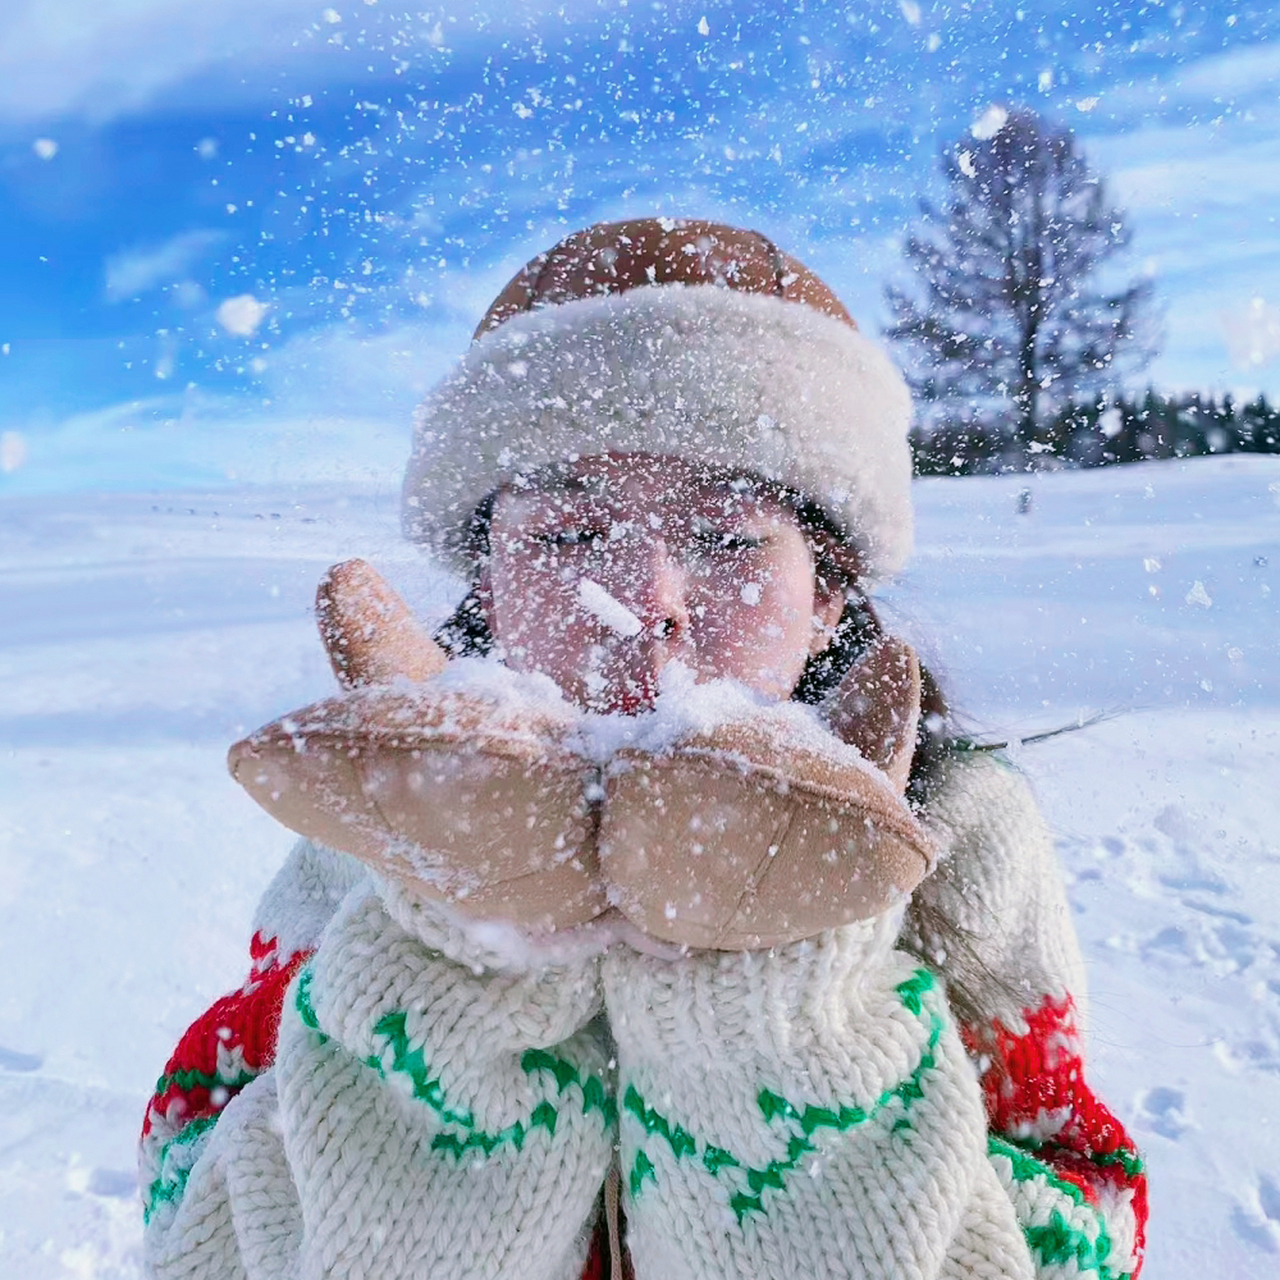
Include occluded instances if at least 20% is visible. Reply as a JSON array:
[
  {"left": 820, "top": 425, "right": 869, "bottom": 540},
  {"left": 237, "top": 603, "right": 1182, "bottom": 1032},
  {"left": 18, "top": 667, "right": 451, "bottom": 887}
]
[
  {"left": 1222, "top": 1021, "right": 1280, "bottom": 1074},
  {"left": 1136, "top": 1085, "right": 1191, "bottom": 1139},
  {"left": 87, "top": 1167, "right": 138, "bottom": 1199},
  {"left": 1141, "top": 912, "right": 1268, "bottom": 976},
  {"left": 0, "top": 1045, "right": 43, "bottom": 1072},
  {"left": 1231, "top": 1174, "right": 1280, "bottom": 1253}
]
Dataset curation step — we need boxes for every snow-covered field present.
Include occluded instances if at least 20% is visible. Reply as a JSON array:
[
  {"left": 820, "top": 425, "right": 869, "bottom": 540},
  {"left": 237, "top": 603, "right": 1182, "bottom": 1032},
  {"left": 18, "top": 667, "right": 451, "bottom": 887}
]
[{"left": 3, "top": 455, "right": 1280, "bottom": 1277}]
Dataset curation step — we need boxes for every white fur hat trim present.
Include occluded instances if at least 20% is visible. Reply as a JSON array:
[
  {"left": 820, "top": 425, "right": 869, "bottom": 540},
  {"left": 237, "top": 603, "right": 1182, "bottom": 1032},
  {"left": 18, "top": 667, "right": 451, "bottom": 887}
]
[{"left": 402, "top": 284, "right": 914, "bottom": 579}]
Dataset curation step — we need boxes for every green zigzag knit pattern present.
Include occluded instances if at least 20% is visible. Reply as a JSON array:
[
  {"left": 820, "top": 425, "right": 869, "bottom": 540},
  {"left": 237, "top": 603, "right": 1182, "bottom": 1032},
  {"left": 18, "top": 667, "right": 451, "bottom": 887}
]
[
  {"left": 296, "top": 962, "right": 616, "bottom": 1160},
  {"left": 988, "top": 1135, "right": 1133, "bottom": 1280},
  {"left": 145, "top": 963, "right": 618, "bottom": 1223},
  {"left": 152, "top": 1065, "right": 259, "bottom": 1098},
  {"left": 622, "top": 968, "right": 943, "bottom": 1224}
]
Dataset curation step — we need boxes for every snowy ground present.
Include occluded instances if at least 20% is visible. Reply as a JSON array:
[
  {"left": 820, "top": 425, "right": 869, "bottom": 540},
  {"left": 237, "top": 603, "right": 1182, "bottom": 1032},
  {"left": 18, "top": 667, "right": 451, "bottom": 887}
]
[{"left": 3, "top": 455, "right": 1280, "bottom": 1277}]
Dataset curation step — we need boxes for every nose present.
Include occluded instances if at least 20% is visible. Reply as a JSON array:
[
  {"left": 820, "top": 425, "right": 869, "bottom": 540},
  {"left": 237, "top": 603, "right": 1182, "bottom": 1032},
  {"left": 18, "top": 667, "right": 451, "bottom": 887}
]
[
  {"left": 580, "top": 536, "right": 692, "bottom": 714},
  {"left": 614, "top": 535, "right": 691, "bottom": 643}
]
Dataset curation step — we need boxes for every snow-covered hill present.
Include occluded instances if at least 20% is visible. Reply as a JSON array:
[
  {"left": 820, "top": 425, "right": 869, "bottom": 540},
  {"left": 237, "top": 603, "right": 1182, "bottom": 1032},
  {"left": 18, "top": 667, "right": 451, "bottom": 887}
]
[{"left": 3, "top": 455, "right": 1279, "bottom": 1277}]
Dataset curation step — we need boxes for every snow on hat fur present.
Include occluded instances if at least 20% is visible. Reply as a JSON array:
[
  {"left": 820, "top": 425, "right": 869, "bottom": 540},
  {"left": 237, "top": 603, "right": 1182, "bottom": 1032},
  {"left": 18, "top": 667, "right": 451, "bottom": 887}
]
[{"left": 402, "top": 218, "right": 915, "bottom": 580}]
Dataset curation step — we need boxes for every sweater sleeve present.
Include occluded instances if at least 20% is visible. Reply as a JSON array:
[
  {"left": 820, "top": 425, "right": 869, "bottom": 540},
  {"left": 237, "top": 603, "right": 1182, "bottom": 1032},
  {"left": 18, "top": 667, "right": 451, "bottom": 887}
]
[
  {"left": 139, "top": 838, "right": 363, "bottom": 1230},
  {"left": 903, "top": 751, "right": 1147, "bottom": 1280},
  {"left": 140, "top": 842, "right": 615, "bottom": 1280}
]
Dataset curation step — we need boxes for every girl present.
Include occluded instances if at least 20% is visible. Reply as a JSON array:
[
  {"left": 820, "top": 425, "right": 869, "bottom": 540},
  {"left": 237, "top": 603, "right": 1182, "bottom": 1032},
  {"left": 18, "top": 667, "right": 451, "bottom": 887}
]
[{"left": 139, "top": 218, "right": 1146, "bottom": 1279}]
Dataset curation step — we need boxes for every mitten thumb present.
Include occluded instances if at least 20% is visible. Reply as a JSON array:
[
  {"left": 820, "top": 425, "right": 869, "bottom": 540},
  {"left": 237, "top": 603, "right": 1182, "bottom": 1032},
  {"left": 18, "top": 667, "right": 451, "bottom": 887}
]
[
  {"left": 823, "top": 636, "right": 921, "bottom": 794},
  {"left": 316, "top": 558, "right": 448, "bottom": 688}
]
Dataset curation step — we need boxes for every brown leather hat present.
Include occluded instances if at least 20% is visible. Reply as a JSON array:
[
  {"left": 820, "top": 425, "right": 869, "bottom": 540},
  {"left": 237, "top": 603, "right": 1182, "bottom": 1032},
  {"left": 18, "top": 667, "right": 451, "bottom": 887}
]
[{"left": 475, "top": 217, "right": 854, "bottom": 338}]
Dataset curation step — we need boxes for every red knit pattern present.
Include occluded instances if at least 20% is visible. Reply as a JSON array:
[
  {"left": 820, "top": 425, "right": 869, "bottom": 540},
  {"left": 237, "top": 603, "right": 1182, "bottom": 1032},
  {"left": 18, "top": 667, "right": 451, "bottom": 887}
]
[
  {"left": 964, "top": 994, "right": 1147, "bottom": 1272},
  {"left": 141, "top": 934, "right": 311, "bottom": 1142}
]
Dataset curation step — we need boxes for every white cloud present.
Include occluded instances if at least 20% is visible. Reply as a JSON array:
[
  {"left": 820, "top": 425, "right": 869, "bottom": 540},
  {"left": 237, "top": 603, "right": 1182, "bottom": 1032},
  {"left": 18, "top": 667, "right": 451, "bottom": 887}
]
[
  {"left": 104, "top": 229, "right": 225, "bottom": 301},
  {"left": 0, "top": 392, "right": 413, "bottom": 495},
  {"left": 1096, "top": 126, "right": 1280, "bottom": 215},
  {"left": 1076, "top": 110, "right": 1280, "bottom": 394},
  {"left": 216, "top": 294, "right": 270, "bottom": 337},
  {"left": 1146, "top": 42, "right": 1280, "bottom": 107},
  {"left": 0, "top": 0, "right": 605, "bottom": 124},
  {"left": 1085, "top": 44, "right": 1280, "bottom": 134},
  {"left": 0, "top": 0, "right": 325, "bottom": 123},
  {"left": 258, "top": 319, "right": 462, "bottom": 412},
  {"left": 1, "top": 430, "right": 28, "bottom": 473}
]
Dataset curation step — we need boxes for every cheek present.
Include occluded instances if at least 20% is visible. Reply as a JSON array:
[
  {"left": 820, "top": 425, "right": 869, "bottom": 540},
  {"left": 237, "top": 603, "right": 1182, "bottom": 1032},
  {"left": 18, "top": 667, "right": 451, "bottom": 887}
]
[
  {"left": 488, "top": 557, "right": 583, "bottom": 662},
  {"left": 689, "top": 555, "right": 817, "bottom": 657}
]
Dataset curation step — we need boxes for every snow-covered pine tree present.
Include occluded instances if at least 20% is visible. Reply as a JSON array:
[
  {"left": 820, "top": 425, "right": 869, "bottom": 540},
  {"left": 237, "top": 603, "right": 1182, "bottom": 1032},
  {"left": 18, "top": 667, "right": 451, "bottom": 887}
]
[{"left": 885, "top": 106, "right": 1156, "bottom": 451}]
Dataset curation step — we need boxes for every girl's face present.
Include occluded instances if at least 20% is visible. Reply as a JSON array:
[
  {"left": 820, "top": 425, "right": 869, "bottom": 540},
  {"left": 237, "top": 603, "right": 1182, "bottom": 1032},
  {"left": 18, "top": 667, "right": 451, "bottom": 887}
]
[{"left": 481, "top": 453, "right": 847, "bottom": 713}]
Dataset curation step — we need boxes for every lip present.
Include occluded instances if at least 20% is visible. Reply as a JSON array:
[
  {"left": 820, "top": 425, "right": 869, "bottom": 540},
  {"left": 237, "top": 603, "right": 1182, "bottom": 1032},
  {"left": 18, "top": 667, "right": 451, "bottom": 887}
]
[
  {"left": 607, "top": 685, "right": 656, "bottom": 715},
  {"left": 588, "top": 668, "right": 659, "bottom": 715},
  {"left": 591, "top": 637, "right": 675, "bottom": 714}
]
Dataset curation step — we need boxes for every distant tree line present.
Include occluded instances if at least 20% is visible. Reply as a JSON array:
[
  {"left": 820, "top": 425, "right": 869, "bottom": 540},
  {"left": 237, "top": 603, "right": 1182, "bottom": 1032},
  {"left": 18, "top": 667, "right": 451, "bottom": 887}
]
[{"left": 910, "top": 389, "right": 1280, "bottom": 477}]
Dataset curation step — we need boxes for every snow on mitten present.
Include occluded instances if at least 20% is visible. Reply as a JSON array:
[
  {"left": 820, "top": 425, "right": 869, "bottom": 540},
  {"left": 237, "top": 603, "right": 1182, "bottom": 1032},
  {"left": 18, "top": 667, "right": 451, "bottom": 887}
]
[
  {"left": 273, "top": 880, "right": 617, "bottom": 1280},
  {"left": 229, "top": 560, "right": 608, "bottom": 934},
  {"left": 597, "top": 640, "right": 935, "bottom": 950},
  {"left": 602, "top": 919, "right": 1034, "bottom": 1280}
]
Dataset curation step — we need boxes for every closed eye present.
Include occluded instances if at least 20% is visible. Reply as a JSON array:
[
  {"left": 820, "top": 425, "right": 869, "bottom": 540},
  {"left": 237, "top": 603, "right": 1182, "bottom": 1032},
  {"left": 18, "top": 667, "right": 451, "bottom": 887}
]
[
  {"left": 690, "top": 530, "right": 765, "bottom": 554},
  {"left": 533, "top": 528, "right": 608, "bottom": 549}
]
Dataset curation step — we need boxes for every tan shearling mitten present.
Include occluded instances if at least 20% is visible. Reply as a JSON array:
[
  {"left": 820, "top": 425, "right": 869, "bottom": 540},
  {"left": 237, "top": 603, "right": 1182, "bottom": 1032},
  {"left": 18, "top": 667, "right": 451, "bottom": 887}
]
[
  {"left": 598, "top": 639, "right": 937, "bottom": 950},
  {"left": 229, "top": 560, "right": 608, "bottom": 933}
]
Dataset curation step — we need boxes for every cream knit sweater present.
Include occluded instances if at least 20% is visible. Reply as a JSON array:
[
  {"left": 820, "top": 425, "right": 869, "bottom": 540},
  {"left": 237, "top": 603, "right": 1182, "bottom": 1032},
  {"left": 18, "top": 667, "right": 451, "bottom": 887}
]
[{"left": 141, "top": 752, "right": 1142, "bottom": 1280}]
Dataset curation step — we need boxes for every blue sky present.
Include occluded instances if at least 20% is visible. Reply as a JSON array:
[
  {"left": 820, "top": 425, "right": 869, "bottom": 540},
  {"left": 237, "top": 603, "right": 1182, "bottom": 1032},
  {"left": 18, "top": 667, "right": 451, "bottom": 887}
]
[{"left": 2, "top": 0, "right": 1279, "bottom": 492}]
